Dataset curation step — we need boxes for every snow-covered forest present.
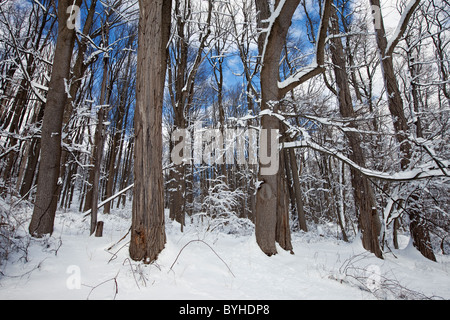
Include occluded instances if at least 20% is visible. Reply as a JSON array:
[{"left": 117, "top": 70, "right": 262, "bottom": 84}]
[{"left": 0, "top": 0, "right": 449, "bottom": 301}]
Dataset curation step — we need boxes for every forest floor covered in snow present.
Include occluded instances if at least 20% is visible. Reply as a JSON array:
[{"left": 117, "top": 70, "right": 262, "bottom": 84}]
[{"left": 0, "top": 200, "right": 449, "bottom": 300}]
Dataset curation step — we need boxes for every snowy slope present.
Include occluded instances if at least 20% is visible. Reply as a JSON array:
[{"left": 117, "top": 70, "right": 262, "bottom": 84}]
[{"left": 0, "top": 206, "right": 449, "bottom": 300}]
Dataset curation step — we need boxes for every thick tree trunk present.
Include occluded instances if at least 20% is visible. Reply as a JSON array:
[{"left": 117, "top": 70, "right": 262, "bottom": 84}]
[
  {"left": 254, "top": 0, "right": 301, "bottom": 256},
  {"left": 129, "top": 0, "right": 171, "bottom": 263},
  {"left": 254, "top": 0, "right": 332, "bottom": 256},
  {"left": 409, "top": 194, "right": 436, "bottom": 261},
  {"left": 29, "top": 1, "right": 82, "bottom": 236}
]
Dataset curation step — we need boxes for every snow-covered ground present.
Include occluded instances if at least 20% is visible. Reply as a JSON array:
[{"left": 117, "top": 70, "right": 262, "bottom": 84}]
[{"left": 0, "top": 204, "right": 449, "bottom": 300}]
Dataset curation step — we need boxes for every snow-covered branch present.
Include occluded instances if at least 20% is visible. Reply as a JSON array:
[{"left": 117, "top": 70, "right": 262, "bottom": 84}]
[
  {"left": 386, "top": 0, "right": 421, "bottom": 57},
  {"left": 277, "top": 0, "right": 332, "bottom": 97},
  {"left": 283, "top": 139, "right": 449, "bottom": 182}
]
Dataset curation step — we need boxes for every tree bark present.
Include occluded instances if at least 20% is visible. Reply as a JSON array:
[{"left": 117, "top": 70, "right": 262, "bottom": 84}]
[
  {"left": 288, "top": 148, "right": 307, "bottom": 232},
  {"left": 254, "top": 0, "right": 332, "bottom": 256},
  {"left": 129, "top": 0, "right": 171, "bottom": 263},
  {"left": 29, "top": 1, "right": 82, "bottom": 236},
  {"left": 254, "top": 0, "right": 294, "bottom": 256},
  {"left": 20, "top": 104, "right": 45, "bottom": 198},
  {"left": 87, "top": 19, "right": 110, "bottom": 234},
  {"left": 369, "top": 0, "right": 413, "bottom": 170},
  {"left": 329, "top": 6, "right": 382, "bottom": 258},
  {"left": 166, "top": 0, "right": 213, "bottom": 230},
  {"left": 103, "top": 47, "right": 133, "bottom": 214},
  {"left": 369, "top": 0, "right": 436, "bottom": 261},
  {"left": 409, "top": 195, "right": 436, "bottom": 261},
  {"left": 276, "top": 148, "right": 293, "bottom": 252}
]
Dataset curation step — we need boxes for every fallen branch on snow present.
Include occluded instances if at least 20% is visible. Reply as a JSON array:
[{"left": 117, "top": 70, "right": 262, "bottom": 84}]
[{"left": 168, "top": 239, "right": 235, "bottom": 278}]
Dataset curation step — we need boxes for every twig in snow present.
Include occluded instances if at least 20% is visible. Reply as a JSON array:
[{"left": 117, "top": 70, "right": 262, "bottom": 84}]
[
  {"left": 168, "top": 239, "right": 235, "bottom": 278},
  {"left": 85, "top": 270, "right": 120, "bottom": 300},
  {"left": 107, "top": 227, "right": 131, "bottom": 251},
  {"left": 107, "top": 240, "right": 129, "bottom": 264},
  {"left": 122, "top": 258, "right": 141, "bottom": 290}
]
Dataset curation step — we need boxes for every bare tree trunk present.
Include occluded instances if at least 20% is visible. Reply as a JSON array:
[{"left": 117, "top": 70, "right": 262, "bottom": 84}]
[
  {"left": 0, "top": 2, "right": 54, "bottom": 192},
  {"left": 57, "top": 0, "right": 98, "bottom": 206},
  {"left": 20, "top": 104, "right": 45, "bottom": 198},
  {"left": 29, "top": 1, "right": 82, "bottom": 236},
  {"left": 89, "top": 72, "right": 107, "bottom": 235},
  {"left": 409, "top": 192, "right": 436, "bottom": 261},
  {"left": 253, "top": 0, "right": 288, "bottom": 256},
  {"left": 169, "top": 162, "right": 186, "bottom": 230},
  {"left": 116, "top": 136, "right": 134, "bottom": 209},
  {"left": 103, "top": 31, "right": 135, "bottom": 214},
  {"left": 276, "top": 148, "right": 293, "bottom": 252},
  {"left": 86, "top": 17, "right": 112, "bottom": 234},
  {"left": 254, "top": 0, "right": 332, "bottom": 256},
  {"left": 166, "top": 0, "right": 213, "bottom": 230},
  {"left": 329, "top": 6, "right": 382, "bottom": 258},
  {"left": 129, "top": 0, "right": 172, "bottom": 263},
  {"left": 370, "top": 0, "right": 415, "bottom": 170},
  {"left": 405, "top": 35, "right": 423, "bottom": 139},
  {"left": 288, "top": 148, "right": 307, "bottom": 232},
  {"left": 281, "top": 117, "right": 307, "bottom": 232},
  {"left": 369, "top": 0, "right": 436, "bottom": 261}
]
